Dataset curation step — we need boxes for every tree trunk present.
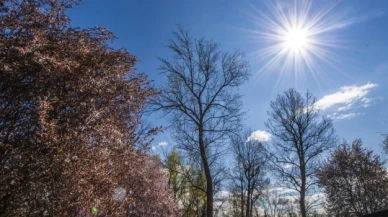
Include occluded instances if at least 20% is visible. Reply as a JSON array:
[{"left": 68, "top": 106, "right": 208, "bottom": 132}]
[
  {"left": 300, "top": 192, "right": 306, "bottom": 217},
  {"left": 250, "top": 197, "right": 254, "bottom": 217},
  {"left": 300, "top": 161, "right": 307, "bottom": 217},
  {"left": 246, "top": 180, "right": 251, "bottom": 217},
  {"left": 241, "top": 181, "right": 244, "bottom": 217},
  {"left": 199, "top": 130, "right": 213, "bottom": 217}
]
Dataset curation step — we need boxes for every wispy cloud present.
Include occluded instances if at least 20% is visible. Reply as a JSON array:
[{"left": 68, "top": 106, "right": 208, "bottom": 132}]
[
  {"left": 315, "top": 83, "right": 379, "bottom": 120},
  {"left": 315, "top": 83, "right": 378, "bottom": 111},
  {"left": 324, "top": 10, "right": 385, "bottom": 32},
  {"left": 248, "top": 130, "right": 272, "bottom": 142},
  {"left": 158, "top": 141, "right": 168, "bottom": 146},
  {"left": 269, "top": 187, "right": 298, "bottom": 196},
  {"left": 329, "top": 112, "right": 360, "bottom": 120}
]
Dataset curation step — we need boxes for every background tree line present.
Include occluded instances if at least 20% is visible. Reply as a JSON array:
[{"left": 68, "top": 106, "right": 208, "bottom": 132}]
[{"left": 156, "top": 28, "right": 388, "bottom": 217}]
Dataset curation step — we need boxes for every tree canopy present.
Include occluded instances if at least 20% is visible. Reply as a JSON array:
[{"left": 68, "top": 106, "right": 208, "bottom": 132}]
[
  {"left": 266, "top": 89, "right": 337, "bottom": 217},
  {"left": 153, "top": 26, "right": 250, "bottom": 217},
  {"left": 0, "top": 1, "right": 177, "bottom": 216},
  {"left": 317, "top": 139, "right": 388, "bottom": 216}
]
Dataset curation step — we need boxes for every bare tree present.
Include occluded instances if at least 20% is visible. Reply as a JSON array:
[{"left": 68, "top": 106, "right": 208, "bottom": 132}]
[
  {"left": 259, "top": 189, "right": 297, "bottom": 217},
  {"left": 153, "top": 26, "right": 250, "bottom": 216},
  {"left": 227, "top": 185, "right": 245, "bottom": 217},
  {"left": 265, "top": 89, "right": 337, "bottom": 217},
  {"left": 230, "top": 130, "right": 270, "bottom": 217},
  {"left": 317, "top": 139, "right": 388, "bottom": 216}
]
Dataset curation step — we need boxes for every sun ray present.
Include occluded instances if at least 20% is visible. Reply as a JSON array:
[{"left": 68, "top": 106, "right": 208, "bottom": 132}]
[{"left": 245, "top": 0, "right": 357, "bottom": 88}]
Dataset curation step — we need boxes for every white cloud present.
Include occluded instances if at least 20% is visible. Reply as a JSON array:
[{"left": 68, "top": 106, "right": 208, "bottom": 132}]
[
  {"left": 337, "top": 103, "right": 353, "bottom": 112},
  {"left": 158, "top": 141, "right": 168, "bottom": 146},
  {"left": 361, "top": 97, "right": 378, "bottom": 108},
  {"left": 269, "top": 187, "right": 298, "bottom": 195},
  {"left": 212, "top": 187, "right": 326, "bottom": 215},
  {"left": 248, "top": 130, "right": 272, "bottom": 142},
  {"left": 315, "top": 83, "right": 378, "bottom": 111},
  {"left": 315, "top": 83, "right": 380, "bottom": 121},
  {"left": 307, "top": 193, "right": 326, "bottom": 201},
  {"left": 329, "top": 112, "right": 360, "bottom": 120},
  {"left": 214, "top": 190, "right": 230, "bottom": 199}
]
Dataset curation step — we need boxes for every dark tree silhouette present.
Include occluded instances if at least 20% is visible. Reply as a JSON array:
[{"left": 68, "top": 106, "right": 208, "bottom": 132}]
[
  {"left": 317, "top": 139, "right": 388, "bottom": 216},
  {"left": 153, "top": 26, "right": 250, "bottom": 216},
  {"left": 0, "top": 1, "right": 178, "bottom": 216},
  {"left": 265, "top": 89, "right": 337, "bottom": 217},
  {"left": 230, "top": 129, "right": 269, "bottom": 217}
]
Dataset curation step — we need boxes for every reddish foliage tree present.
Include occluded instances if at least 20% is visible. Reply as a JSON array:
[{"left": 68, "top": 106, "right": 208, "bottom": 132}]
[
  {"left": 0, "top": 0, "right": 178, "bottom": 216},
  {"left": 317, "top": 139, "right": 388, "bottom": 216}
]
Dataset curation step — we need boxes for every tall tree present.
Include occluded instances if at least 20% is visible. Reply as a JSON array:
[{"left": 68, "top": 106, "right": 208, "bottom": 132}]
[
  {"left": 265, "top": 89, "right": 337, "bottom": 217},
  {"left": 317, "top": 139, "right": 388, "bottom": 216},
  {"left": 153, "top": 26, "right": 250, "bottom": 216},
  {"left": 0, "top": 1, "right": 178, "bottom": 216},
  {"left": 230, "top": 130, "right": 270, "bottom": 217}
]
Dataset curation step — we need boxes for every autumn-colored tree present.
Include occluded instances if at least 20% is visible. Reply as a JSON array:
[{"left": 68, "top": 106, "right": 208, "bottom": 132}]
[
  {"left": 0, "top": 0, "right": 178, "bottom": 216},
  {"left": 317, "top": 139, "right": 388, "bottom": 216},
  {"left": 266, "top": 89, "right": 337, "bottom": 217}
]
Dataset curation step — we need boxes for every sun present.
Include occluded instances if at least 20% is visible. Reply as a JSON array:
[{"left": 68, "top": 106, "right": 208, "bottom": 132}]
[
  {"left": 285, "top": 29, "right": 308, "bottom": 52},
  {"left": 246, "top": 0, "right": 350, "bottom": 86}
]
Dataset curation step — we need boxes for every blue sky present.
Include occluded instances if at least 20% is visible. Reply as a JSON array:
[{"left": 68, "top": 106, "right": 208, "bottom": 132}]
[{"left": 68, "top": 0, "right": 388, "bottom": 155}]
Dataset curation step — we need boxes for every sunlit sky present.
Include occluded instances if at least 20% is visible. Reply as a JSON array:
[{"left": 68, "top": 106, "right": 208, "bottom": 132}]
[{"left": 68, "top": 0, "right": 388, "bottom": 155}]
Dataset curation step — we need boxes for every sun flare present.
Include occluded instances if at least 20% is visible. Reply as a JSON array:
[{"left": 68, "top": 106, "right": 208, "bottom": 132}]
[{"left": 247, "top": 0, "right": 351, "bottom": 85}]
